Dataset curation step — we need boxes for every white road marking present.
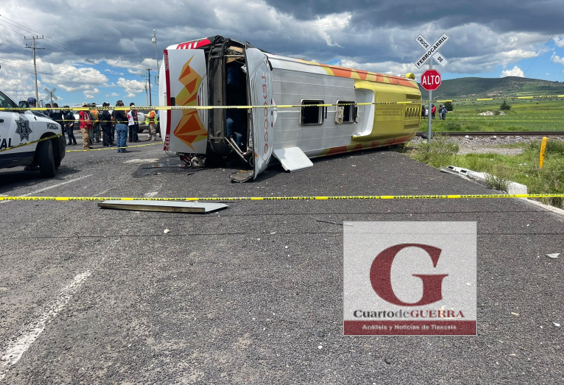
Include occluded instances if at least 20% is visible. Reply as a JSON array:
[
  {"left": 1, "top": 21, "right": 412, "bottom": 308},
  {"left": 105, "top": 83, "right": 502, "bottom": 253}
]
[
  {"left": 0, "top": 271, "right": 92, "bottom": 381},
  {"left": 1, "top": 175, "right": 93, "bottom": 204},
  {"left": 145, "top": 191, "right": 158, "bottom": 197},
  {"left": 124, "top": 158, "right": 159, "bottom": 164}
]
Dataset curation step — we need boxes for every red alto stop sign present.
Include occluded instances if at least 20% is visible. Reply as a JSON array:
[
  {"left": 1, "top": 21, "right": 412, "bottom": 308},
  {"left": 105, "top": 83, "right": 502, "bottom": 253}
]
[{"left": 421, "top": 69, "right": 442, "bottom": 91}]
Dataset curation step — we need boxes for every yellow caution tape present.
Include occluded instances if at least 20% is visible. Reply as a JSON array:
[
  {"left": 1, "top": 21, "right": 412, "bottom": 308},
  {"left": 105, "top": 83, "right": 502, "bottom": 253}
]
[
  {"left": 0, "top": 134, "right": 62, "bottom": 154},
  {"left": 1, "top": 193, "right": 563, "bottom": 202},
  {"left": 0, "top": 101, "right": 417, "bottom": 112}
]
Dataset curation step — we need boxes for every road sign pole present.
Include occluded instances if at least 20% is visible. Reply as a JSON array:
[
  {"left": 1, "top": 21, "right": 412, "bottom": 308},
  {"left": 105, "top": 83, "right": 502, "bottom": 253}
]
[{"left": 428, "top": 58, "right": 433, "bottom": 142}]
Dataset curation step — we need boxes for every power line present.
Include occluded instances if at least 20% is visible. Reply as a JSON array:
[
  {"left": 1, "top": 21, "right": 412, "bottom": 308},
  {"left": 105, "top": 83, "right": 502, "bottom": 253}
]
[
  {"left": 0, "top": 15, "right": 82, "bottom": 56},
  {"left": 0, "top": 20, "right": 26, "bottom": 37}
]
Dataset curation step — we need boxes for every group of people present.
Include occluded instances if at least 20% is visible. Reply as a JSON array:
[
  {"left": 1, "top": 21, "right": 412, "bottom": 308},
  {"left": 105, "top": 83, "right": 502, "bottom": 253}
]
[
  {"left": 28, "top": 96, "right": 161, "bottom": 153},
  {"left": 421, "top": 104, "right": 448, "bottom": 120}
]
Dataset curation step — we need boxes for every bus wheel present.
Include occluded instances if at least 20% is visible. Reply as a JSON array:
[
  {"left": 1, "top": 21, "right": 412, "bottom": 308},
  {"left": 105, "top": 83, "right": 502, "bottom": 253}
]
[{"left": 37, "top": 140, "right": 56, "bottom": 178}]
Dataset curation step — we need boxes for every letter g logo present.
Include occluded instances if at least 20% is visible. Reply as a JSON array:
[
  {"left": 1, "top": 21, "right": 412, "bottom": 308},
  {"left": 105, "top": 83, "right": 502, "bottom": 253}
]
[{"left": 370, "top": 243, "right": 448, "bottom": 306}]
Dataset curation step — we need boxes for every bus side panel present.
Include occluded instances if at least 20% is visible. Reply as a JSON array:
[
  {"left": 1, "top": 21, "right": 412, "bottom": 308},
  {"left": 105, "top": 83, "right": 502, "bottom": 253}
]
[
  {"left": 270, "top": 68, "right": 356, "bottom": 156},
  {"left": 163, "top": 49, "right": 208, "bottom": 155}
]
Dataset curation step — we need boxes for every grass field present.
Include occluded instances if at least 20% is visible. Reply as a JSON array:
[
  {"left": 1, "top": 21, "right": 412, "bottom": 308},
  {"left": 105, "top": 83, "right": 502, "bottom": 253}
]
[
  {"left": 410, "top": 137, "right": 564, "bottom": 208},
  {"left": 419, "top": 98, "right": 564, "bottom": 132}
]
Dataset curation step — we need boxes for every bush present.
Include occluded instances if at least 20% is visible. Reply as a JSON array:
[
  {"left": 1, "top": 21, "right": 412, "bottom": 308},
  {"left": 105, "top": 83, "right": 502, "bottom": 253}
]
[
  {"left": 444, "top": 121, "right": 463, "bottom": 131},
  {"left": 413, "top": 135, "right": 459, "bottom": 168},
  {"left": 500, "top": 100, "right": 512, "bottom": 111},
  {"left": 444, "top": 102, "right": 453, "bottom": 111},
  {"left": 485, "top": 165, "right": 512, "bottom": 192}
]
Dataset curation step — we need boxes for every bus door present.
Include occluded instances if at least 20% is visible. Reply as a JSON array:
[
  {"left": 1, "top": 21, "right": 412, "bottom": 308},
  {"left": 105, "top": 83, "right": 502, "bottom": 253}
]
[
  {"left": 162, "top": 49, "right": 208, "bottom": 154},
  {"left": 245, "top": 47, "right": 274, "bottom": 179}
]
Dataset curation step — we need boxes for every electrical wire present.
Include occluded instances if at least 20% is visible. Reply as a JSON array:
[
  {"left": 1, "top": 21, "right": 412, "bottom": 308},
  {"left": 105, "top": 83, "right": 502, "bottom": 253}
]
[{"left": 0, "top": 15, "right": 81, "bottom": 56}]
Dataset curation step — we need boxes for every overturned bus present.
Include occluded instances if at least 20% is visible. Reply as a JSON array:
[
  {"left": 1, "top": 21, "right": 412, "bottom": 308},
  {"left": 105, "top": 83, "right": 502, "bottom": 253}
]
[{"left": 159, "top": 36, "right": 422, "bottom": 180}]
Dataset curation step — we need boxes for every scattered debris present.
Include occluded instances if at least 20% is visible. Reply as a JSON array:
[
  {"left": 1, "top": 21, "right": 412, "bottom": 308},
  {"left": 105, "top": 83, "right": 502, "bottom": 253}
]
[
  {"left": 554, "top": 322, "right": 561, "bottom": 327},
  {"left": 546, "top": 253, "right": 560, "bottom": 259},
  {"left": 230, "top": 170, "right": 254, "bottom": 183},
  {"left": 511, "top": 312, "right": 520, "bottom": 317},
  {"left": 164, "top": 229, "right": 170, "bottom": 234},
  {"left": 98, "top": 200, "right": 228, "bottom": 214}
]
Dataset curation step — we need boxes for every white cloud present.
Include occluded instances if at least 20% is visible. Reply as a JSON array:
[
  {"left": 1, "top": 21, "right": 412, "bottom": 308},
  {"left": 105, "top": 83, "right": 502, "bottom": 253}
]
[
  {"left": 106, "top": 92, "right": 120, "bottom": 97},
  {"left": 551, "top": 52, "right": 564, "bottom": 66},
  {"left": 553, "top": 37, "right": 564, "bottom": 49},
  {"left": 105, "top": 69, "right": 124, "bottom": 76},
  {"left": 117, "top": 78, "right": 146, "bottom": 98},
  {"left": 501, "top": 66, "right": 524, "bottom": 77}
]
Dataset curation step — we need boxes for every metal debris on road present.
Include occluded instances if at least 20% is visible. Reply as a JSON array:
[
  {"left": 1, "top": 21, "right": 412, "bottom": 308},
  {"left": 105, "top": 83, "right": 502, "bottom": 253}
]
[
  {"left": 546, "top": 253, "right": 560, "bottom": 259},
  {"left": 98, "top": 200, "right": 228, "bottom": 214}
]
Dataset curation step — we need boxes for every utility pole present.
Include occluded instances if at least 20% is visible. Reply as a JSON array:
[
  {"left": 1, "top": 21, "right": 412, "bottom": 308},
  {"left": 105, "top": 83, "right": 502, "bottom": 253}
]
[
  {"left": 152, "top": 29, "right": 159, "bottom": 85},
  {"left": 25, "top": 35, "right": 45, "bottom": 104},
  {"left": 144, "top": 83, "right": 148, "bottom": 106},
  {"left": 140, "top": 73, "right": 149, "bottom": 105},
  {"left": 147, "top": 68, "right": 152, "bottom": 106}
]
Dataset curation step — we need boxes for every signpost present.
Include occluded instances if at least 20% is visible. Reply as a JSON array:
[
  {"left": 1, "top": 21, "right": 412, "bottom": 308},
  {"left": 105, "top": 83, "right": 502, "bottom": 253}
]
[{"left": 415, "top": 34, "right": 449, "bottom": 141}]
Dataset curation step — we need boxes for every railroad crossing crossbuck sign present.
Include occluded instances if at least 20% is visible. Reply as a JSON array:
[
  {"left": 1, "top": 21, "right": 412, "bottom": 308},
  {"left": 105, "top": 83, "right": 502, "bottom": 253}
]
[
  {"left": 414, "top": 34, "right": 449, "bottom": 69},
  {"left": 44, "top": 87, "right": 58, "bottom": 106}
]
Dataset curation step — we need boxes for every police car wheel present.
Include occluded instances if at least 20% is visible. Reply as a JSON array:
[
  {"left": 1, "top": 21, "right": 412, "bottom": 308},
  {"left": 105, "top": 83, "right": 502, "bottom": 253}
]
[{"left": 37, "top": 140, "right": 56, "bottom": 178}]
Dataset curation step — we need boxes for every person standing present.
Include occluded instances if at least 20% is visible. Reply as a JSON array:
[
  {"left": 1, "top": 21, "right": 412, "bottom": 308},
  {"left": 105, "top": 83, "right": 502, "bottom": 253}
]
[
  {"left": 100, "top": 102, "right": 113, "bottom": 146},
  {"left": 63, "top": 106, "right": 77, "bottom": 145},
  {"left": 50, "top": 103, "right": 64, "bottom": 141},
  {"left": 156, "top": 110, "right": 161, "bottom": 138},
  {"left": 431, "top": 104, "right": 436, "bottom": 119},
  {"left": 112, "top": 100, "right": 129, "bottom": 153},
  {"left": 145, "top": 109, "right": 158, "bottom": 141},
  {"left": 127, "top": 103, "right": 139, "bottom": 142},
  {"left": 79, "top": 102, "right": 93, "bottom": 150},
  {"left": 91, "top": 103, "right": 101, "bottom": 143},
  {"left": 45, "top": 103, "right": 52, "bottom": 119}
]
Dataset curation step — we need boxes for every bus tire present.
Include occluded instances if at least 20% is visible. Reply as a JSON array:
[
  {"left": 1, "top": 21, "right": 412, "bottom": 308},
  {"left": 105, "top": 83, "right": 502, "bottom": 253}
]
[{"left": 37, "top": 140, "right": 56, "bottom": 178}]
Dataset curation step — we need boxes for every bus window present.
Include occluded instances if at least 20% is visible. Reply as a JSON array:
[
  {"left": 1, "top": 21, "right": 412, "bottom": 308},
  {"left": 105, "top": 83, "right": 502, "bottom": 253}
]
[
  {"left": 301, "top": 100, "right": 324, "bottom": 125},
  {"left": 336, "top": 101, "right": 356, "bottom": 124}
]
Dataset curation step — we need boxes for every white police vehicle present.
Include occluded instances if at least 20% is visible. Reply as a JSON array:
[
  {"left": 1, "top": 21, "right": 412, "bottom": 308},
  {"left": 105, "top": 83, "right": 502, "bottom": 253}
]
[{"left": 0, "top": 91, "right": 66, "bottom": 177}]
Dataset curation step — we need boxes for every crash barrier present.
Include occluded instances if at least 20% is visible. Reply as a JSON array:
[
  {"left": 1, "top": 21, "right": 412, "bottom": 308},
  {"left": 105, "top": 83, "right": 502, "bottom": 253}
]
[
  {"left": 0, "top": 134, "right": 62, "bottom": 154},
  {"left": 66, "top": 142, "right": 162, "bottom": 153},
  {"left": 1, "top": 193, "right": 563, "bottom": 202}
]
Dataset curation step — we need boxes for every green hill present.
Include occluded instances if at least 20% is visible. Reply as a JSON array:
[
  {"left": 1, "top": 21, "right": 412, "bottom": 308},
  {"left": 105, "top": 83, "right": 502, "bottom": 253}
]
[{"left": 418, "top": 76, "right": 564, "bottom": 99}]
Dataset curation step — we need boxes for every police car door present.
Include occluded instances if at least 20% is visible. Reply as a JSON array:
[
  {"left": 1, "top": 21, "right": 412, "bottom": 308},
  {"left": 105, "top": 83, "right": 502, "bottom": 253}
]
[
  {"left": 0, "top": 92, "right": 35, "bottom": 165},
  {"left": 245, "top": 47, "right": 274, "bottom": 179}
]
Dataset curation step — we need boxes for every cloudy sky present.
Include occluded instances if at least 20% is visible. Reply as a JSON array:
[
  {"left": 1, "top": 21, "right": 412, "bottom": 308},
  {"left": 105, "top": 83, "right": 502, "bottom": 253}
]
[{"left": 1, "top": 0, "right": 564, "bottom": 106}]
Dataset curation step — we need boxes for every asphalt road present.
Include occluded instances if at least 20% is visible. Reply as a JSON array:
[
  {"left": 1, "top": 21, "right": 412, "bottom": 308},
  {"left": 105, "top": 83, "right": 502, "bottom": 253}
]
[{"left": 0, "top": 135, "right": 563, "bottom": 384}]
